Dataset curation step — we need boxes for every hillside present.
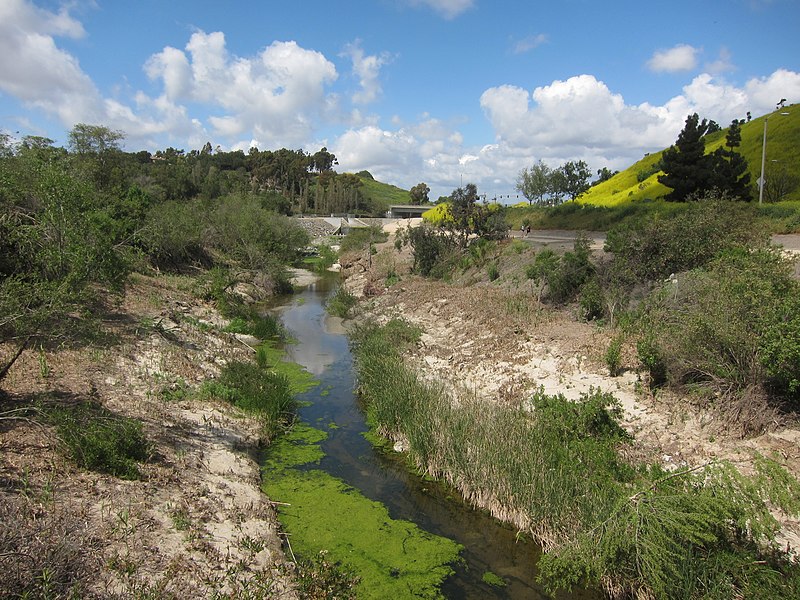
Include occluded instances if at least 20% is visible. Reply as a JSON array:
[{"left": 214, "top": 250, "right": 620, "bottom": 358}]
[
  {"left": 580, "top": 106, "right": 800, "bottom": 206},
  {"left": 354, "top": 170, "right": 412, "bottom": 215}
]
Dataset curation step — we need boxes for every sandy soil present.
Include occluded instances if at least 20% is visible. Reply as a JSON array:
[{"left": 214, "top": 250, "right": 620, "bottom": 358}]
[
  {"left": 342, "top": 226, "right": 800, "bottom": 555},
  {"left": 0, "top": 273, "right": 299, "bottom": 598}
]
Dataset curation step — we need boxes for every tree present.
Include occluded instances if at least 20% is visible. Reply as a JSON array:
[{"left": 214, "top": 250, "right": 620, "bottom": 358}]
[
  {"left": 311, "top": 147, "right": 337, "bottom": 173},
  {"left": 447, "top": 183, "right": 481, "bottom": 247},
  {"left": 710, "top": 119, "right": 752, "bottom": 200},
  {"left": 516, "top": 160, "right": 551, "bottom": 205},
  {"left": 554, "top": 160, "right": 592, "bottom": 200},
  {"left": 763, "top": 164, "right": 799, "bottom": 203},
  {"left": 594, "top": 167, "right": 618, "bottom": 185},
  {"left": 658, "top": 113, "right": 714, "bottom": 202},
  {"left": 409, "top": 182, "right": 430, "bottom": 205}
]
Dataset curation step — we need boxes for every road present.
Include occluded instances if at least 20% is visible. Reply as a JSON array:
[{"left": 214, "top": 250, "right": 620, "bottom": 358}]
[{"left": 514, "top": 229, "right": 800, "bottom": 257}]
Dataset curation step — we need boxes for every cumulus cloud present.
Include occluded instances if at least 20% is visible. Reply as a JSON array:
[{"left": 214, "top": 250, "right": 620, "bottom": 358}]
[
  {"left": 338, "top": 68, "right": 800, "bottom": 201},
  {"left": 407, "top": 0, "right": 475, "bottom": 19},
  {"left": 647, "top": 44, "right": 700, "bottom": 73},
  {"left": 0, "top": 0, "right": 103, "bottom": 124},
  {"left": 342, "top": 40, "right": 392, "bottom": 105},
  {"left": 144, "top": 31, "right": 339, "bottom": 147}
]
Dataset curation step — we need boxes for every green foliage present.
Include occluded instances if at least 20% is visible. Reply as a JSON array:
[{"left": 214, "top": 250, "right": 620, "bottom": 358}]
[
  {"left": 140, "top": 199, "right": 206, "bottom": 267},
  {"left": 527, "top": 236, "right": 595, "bottom": 304},
  {"left": 605, "top": 336, "right": 623, "bottom": 377},
  {"left": 605, "top": 196, "right": 766, "bottom": 283},
  {"left": 49, "top": 403, "right": 150, "bottom": 479},
  {"left": 635, "top": 247, "right": 800, "bottom": 404},
  {"left": 487, "top": 262, "right": 500, "bottom": 281},
  {"left": 325, "top": 286, "right": 358, "bottom": 318},
  {"left": 406, "top": 224, "right": 457, "bottom": 277},
  {"left": 202, "top": 360, "right": 296, "bottom": 440},
  {"left": 578, "top": 277, "right": 605, "bottom": 321},
  {"left": 759, "top": 291, "right": 800, "bottom": 396},
  {"left": 338, "top": 225, "right": 387, "bottom": 253}
]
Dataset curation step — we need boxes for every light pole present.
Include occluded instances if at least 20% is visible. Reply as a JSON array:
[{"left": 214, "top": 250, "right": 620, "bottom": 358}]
[{"left": 759, "top": 111, "right": 790, "bottom": 204}]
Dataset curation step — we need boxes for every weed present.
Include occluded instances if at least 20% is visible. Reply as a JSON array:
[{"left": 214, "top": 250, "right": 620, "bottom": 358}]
[
  {"left": 605, "top": 336, "right": 623, "bottom": 377},
  {"left": 48, "top": 403, "right": 150, "bottom": 479},
  {"left": 325, "top": 286, "right": 357, "bottom": 319}
]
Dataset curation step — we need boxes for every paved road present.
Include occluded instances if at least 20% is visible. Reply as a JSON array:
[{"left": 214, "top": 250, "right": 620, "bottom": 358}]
[{"left": 515, "top": 229, "right": 800, "bottom": 255}]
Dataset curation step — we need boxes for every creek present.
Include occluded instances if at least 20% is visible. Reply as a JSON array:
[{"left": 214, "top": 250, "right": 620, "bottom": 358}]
[{"left": 265, "top": 273, "right": 596, "bottom": 599}]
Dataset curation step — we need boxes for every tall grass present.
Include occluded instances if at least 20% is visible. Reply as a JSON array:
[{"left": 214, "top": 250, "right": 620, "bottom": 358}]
[{"left": 350, "top": 319, "right": 800, "bottom": 599}]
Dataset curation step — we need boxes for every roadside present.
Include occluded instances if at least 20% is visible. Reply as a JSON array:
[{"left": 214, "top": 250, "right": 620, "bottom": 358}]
[{"left": 0, "top": 272, "right": 298, "bottom": 598}]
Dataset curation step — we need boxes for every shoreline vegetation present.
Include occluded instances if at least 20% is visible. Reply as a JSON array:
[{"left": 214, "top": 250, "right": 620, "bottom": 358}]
[{"left": 350, "top": 319, "right": 800, "bottom": 598}]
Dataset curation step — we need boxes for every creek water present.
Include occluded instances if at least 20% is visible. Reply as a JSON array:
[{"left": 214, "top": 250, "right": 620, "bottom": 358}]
[{"left": 272, "top": 273, "right": 596, "bottom": 599}]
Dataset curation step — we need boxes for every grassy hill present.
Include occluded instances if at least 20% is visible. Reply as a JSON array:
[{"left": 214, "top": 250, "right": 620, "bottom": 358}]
[
  {"left": 579, "top": 106, "right": 800, "bottom": 206},
  {"left": 354, "top": 171, "right": 412, "bottom": 215}
]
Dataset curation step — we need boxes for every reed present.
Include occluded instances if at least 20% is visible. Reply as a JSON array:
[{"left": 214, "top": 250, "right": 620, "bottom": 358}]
[{"left": 351, "top": 320, "right": 800, "bottom": 599}]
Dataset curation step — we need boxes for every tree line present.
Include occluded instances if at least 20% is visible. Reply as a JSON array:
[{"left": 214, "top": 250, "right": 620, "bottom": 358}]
[{"left": 0, "top": 123, "right": 334, "bottom": 382}]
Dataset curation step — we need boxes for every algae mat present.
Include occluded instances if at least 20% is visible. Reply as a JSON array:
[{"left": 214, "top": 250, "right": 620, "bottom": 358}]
[{"left": 262, "top": 423, "right": 463, "bottom": 599}]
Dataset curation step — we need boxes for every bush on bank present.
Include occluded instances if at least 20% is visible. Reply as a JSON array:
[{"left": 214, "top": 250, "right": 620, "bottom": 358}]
[{"left": 350, "top": 319, "right": 800, "bottom": 599}]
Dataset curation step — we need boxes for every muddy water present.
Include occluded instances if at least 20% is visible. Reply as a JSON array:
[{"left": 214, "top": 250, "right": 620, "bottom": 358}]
[{"left": 274, "top": 274, "right": 597, "bottom": 599}]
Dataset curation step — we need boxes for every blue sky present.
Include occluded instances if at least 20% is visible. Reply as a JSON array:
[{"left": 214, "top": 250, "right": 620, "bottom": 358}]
[{"left": 1, "top": 0, "right": 799, "bottom": 200}]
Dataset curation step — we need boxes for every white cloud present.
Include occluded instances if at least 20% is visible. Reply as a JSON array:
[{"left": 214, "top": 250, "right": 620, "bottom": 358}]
[
  {"left": 512, "top": 34, "right": 548, "bottom": 55},
  {"left": 342, "top": 40, "right": 392, "bottom": 105},
  {"left": 407, "top": 0, "right": 475, "bottom": 19},
  {"left": 144, "top": 31, "right": 339, "bottom": 148},
  {"left": 647, "top": 44, "right": 700, "bottom": 73},
  {"left": 0, "top": 0, "right": 103, "bottom": 123}
]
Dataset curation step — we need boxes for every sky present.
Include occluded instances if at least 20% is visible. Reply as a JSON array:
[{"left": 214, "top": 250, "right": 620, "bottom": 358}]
[{"left": 1, "top": 0, "right": 799, "bottom": 201}]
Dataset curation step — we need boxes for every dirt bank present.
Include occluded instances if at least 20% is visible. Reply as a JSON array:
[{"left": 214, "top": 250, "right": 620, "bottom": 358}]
[
  {"left": 342, "top": 228, "right": 800, "bottom": 555},
  {"left": 0, "top": 272, "right": 299, "bottom": 598}
]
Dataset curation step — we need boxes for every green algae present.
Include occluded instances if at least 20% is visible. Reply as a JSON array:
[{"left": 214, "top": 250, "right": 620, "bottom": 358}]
[
  {"left": 263, "top": 424, "right": 462, "bottom": 599},
  {"left": 256, "top": 342, "right": 317, "bottom": 394},
  {"left": 482, "top": 571, "right": 507, "bottom": 587}
]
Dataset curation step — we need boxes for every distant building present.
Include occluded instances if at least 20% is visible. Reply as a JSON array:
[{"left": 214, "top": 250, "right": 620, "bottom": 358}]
[{"left": 387, "top": 205, "right": 429, "bottom": 219}]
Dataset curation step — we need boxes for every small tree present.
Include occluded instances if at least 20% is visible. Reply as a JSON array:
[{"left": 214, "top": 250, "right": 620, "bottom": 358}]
[
  {"left": 554, "top": 160, "right": 592, "bottom": 200},
  {"left": 409, "top": 182, "right": 430, "bottom": 205},
  {"left": 516, "top": 160, "right": 552, "bottom": 205}
]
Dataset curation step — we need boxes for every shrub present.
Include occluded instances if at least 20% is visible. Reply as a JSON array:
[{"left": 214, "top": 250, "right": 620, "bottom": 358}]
[
  {"left": 487, "top": 262, "right": 500, "bottom": 281},
  {"left": 325, "top": 286, "right": 357, "bottom": 318},
  {"left": 407, "top": 224, "right": 456, "bottom": 277},
  {"left": 605, "top": 336, "right": 623, "bottom": 377},
  {"left": 527, "top": 236, "right": 595, "bottom": 304},
  {"left": 49, "top": 403, "right": 150, "bottom": 479},
  {"left": 634, "top": 247, "right": 798, "bottom": 403},
  {"left": 605, "top": 197, "right": 767, "bottom": 283},
  {"left": 203, "top": 360, "right": 295, "bottom": 440},
  {"left": 578, "top": 277, "right": 605, "bottom": 321},
  {"left": 339, "top": 226, "right": 387, "bottom": 253}
]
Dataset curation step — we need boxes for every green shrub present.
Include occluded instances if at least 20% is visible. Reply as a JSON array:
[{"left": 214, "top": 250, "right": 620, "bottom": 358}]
[
  {"left": 578, "top": 278, "right": 605, "bottom": 321},
  {"left": 49, "top": 403, "right": 150, "bottom": 479},
  {"left": 605, "top": 197, "right": 767, "bottom": 283},
  {"left": 527, "top": 236, "right": 595, "bottom": 304},
  {"left": 605, "top": 336, "right": 623, "bottom": 377},
  {"left": 487, "top": 262, "right": 500, "bottom": 281},
  {"left": 407, "top": 224, "right": 456, "bottom": 277},
  {"left": 325, "top": 286, "right": 357, "bottom": 318},
  {"left": 634, "top": 247, "right": 798, "bottom": 401},
  {"left": 203, "top": 360, "right": 295, "bottom": 440}
]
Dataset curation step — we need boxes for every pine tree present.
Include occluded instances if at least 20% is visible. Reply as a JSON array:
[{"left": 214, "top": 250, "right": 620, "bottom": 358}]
[
  {"left": 711, "top": 119, "right": 752, "bottom": 200},
  {"left": 658, "top": 113, "right": 714, "bottom": 201}
]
